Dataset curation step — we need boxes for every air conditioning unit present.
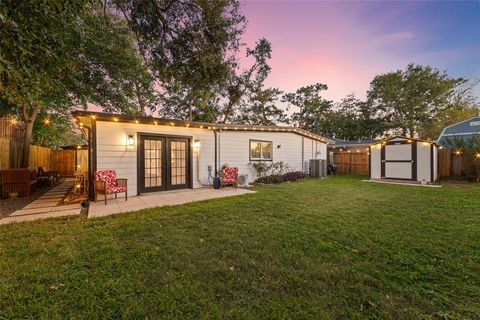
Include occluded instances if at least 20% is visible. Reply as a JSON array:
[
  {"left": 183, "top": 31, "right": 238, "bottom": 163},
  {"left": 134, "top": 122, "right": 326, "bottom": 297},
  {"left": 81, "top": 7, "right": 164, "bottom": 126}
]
[
  {"left": 310, "top": 159, "right": 326, "bottom": 178},
  {"left": 238, "top": 174, "right": 249, "bottom": 187}
]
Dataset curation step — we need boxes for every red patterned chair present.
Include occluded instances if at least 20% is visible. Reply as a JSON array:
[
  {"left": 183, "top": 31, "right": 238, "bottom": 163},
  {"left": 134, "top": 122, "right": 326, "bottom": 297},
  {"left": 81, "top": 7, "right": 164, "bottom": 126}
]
[
  {"left": 220, "top": 167, "right": 238, "bottom": 189},
  {"left": 94, "top": 170, "right": 128, "bottom": 205}
]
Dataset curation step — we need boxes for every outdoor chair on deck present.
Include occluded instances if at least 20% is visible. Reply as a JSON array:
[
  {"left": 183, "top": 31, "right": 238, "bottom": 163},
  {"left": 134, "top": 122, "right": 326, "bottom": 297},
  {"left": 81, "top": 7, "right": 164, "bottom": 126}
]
[
  {"left": 94, "top": 170, "right": 128, "bottom": 205},
  {"left": 220, "top": 167, "right": 238, "bottom": 189}
]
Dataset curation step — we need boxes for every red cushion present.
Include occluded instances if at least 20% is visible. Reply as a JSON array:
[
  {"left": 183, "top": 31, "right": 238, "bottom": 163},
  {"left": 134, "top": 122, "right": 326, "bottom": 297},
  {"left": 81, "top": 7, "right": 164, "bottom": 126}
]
[
  {"left": 95, "top": 170, "right": 120, "bottom": 193},
  {"left": 222, "top": 167, "right": 238, "bottom": 183},
  {"left": 110, "top": 186, "right": 127, "bottom": 193}
]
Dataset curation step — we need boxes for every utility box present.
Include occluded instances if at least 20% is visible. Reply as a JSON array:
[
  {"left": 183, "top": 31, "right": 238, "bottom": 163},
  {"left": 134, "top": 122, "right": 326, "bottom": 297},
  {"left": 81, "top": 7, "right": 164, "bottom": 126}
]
[{"left": 309, "top": 159, "right": 326, "bottom": 178}]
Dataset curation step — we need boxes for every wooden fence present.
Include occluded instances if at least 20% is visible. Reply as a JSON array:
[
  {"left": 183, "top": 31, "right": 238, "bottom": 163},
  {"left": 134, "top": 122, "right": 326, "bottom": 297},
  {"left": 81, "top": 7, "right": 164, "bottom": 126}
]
[
  {"left": 0, "top": 138, "right": 77, "bottom": 176},
  {"left": 333, "top": 151, "right": 369, "bottom": 175},
  {"left": 331, "top": 149, "right": 474, "bottom": 178}
]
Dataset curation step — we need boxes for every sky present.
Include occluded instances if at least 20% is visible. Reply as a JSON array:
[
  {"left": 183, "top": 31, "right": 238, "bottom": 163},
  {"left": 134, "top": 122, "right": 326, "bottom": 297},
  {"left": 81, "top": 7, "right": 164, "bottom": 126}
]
[{"left": 238, "top": 0, "right": 480, "bottom": 101}]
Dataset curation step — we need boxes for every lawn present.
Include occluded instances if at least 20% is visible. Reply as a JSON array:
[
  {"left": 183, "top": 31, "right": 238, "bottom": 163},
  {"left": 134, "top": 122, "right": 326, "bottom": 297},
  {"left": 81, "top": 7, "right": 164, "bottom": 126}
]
[{"left": 1, "top": 176, "right": 480, "bottom": 319}]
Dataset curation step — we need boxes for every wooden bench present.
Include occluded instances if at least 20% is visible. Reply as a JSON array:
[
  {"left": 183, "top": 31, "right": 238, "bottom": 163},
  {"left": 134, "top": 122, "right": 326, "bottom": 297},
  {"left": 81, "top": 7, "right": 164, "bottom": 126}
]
[{"left": 0, "top": 169, "right": 37, "bottom": 198}]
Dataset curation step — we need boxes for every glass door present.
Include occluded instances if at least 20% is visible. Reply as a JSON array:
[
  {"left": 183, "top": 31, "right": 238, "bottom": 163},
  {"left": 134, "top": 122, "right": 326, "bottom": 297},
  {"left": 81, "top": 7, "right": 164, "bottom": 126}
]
[
  {"left": 141, "top": 137, "right": 166, "bottom": 192},
  {"left": 139, "top": 135, "right": 190, "bottom": 193},
  {"left": 169, "top": 138, "right": 189, "bottom": 189}
]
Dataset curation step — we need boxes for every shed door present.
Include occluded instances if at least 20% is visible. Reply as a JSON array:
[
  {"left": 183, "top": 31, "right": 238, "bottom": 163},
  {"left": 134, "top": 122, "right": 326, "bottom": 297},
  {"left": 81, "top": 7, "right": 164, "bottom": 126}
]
[{"left": 381, "top": 141, "right": 416, "bottom": 180}]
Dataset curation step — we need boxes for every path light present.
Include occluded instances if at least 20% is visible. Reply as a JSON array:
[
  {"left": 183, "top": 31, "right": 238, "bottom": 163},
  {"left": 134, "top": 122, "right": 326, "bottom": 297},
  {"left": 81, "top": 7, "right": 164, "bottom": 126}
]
[
  {"left": 127, "top": 134, "right": 134, "bottom": 146},
  {"left": 193, "top": 139, "right": 201, "bottom": 151}
]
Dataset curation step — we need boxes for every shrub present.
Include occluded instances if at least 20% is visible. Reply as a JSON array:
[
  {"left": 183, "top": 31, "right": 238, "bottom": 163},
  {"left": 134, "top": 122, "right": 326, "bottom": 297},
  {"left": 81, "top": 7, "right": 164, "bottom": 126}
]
[
  {"left": 250, "top": 161, "right": 294, "bottom": 178},
  {"left": 282, "top": 171, "right": 308, "bottom": 182},
  {"left": 255, "top": 174, "right": 284, "bottom": 184}
]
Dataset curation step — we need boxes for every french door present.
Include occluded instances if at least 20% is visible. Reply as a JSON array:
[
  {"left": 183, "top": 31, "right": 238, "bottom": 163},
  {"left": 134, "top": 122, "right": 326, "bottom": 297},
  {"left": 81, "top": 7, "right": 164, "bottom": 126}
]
[{"left": 139, "top": 135, "right": 191, "bottom": 193}]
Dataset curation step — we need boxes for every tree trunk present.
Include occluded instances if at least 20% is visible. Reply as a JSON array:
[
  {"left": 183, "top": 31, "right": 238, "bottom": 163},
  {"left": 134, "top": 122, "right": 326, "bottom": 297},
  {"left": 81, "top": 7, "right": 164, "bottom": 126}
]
[
  {"left": 188, "top": 103, "right": 193, "bottom": 122},
  {"left": 408, "top": 127, "right": 415, "bottom": 138},
  {"left": 21, "top": 103, "right": 41, "bottom": 168},
  {"left": 22, "top": 120, "right": 34, "bottom": 168}
]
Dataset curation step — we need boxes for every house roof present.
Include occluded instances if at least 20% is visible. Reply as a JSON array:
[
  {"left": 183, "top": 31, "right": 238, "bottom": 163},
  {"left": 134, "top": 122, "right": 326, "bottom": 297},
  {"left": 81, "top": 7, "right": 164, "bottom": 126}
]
[
  {"left": 436, "top": 116, "right": 480, "bottom": 144},
  {"left": 329, "top": 138, "right": 377, "bottom": 148},
  {"left": 72, "top": 110, "right": 334, "bottom": 144}
]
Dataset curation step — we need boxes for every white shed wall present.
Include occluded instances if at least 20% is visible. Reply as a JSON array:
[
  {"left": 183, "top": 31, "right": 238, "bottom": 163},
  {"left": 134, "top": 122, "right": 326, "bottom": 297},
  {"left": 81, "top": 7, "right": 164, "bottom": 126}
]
[
  {"left": 370, "top": 145, "right": 381, "bottom": 179},
  {"left": 417, "top": 142, "right": 431, "bottom": 182}
]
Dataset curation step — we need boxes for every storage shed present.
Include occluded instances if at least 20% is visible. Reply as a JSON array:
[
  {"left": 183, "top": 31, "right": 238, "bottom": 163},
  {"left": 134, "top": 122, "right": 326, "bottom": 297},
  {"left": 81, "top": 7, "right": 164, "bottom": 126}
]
[{"left": 369, "top": 137, "right": 438, "bottom": 183}]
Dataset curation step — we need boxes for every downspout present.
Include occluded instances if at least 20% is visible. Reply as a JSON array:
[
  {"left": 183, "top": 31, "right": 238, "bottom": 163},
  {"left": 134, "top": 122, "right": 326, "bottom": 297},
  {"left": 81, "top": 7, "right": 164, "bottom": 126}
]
[
  {"left": 214, "top": 129, "right": 218, "bottom": 177},
  {"left": 301, "top": 136, "right": 304, "bottom": 173}
]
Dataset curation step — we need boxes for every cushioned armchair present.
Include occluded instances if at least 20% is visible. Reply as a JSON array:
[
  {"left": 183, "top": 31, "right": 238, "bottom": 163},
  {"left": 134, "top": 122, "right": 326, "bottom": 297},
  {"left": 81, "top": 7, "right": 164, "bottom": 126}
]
[
  {"left": 220, "top": 167, "right": 238, "bottom": 189},
  {"left": 94, "top": 170, "right": 127, "bottom": 205}
]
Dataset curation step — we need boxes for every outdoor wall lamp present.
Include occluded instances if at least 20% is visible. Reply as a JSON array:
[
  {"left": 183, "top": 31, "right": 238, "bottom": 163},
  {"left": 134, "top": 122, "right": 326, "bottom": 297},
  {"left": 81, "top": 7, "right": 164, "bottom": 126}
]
[
  {"left": 127, "top": 134, "right": 135, "bottom": 146},
  {"left": 193, "top": 139, "right": 201, "bottom": 150}
]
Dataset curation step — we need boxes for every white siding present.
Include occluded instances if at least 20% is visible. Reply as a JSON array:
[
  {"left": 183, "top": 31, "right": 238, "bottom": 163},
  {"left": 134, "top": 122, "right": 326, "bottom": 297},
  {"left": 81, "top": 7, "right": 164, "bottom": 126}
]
[
  {"left": 370, "top": 145, "right": 381, "bottom": 179},
  {"left": 417, "top": 142, "right": 431, "bottom": 182},
  {"left": 95, "top": 121, "right": 215, "bottom": 196},
  {"left": 217, "top": 131, "right": 327, "bottom": 182},
  {"left": 95, "top": 121, "right": 328, "bottom": 195}
]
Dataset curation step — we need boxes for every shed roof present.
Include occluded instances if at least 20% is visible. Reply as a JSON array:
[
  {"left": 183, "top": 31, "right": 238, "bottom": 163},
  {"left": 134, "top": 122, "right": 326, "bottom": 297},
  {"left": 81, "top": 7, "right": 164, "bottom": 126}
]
[{"left": 437, "top": 116, "right": 480, "bottom": 146}]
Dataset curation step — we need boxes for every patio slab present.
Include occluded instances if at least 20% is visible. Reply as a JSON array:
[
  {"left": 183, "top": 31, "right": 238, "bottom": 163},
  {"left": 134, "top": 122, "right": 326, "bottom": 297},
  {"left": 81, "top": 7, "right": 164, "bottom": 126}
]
[
  {"left": 0, "top": 179, "right": 81, "bottom": 224},
  {"left": 88, "top": 187, "right": 255, "bottom": 219}
]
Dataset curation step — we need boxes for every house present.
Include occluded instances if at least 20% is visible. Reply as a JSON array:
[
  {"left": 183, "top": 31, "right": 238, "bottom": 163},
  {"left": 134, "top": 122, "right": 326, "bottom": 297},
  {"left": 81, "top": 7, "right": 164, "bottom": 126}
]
[
  {"left": 72, "top": 111, "right": 333, "bottom": 199},
  {"left": 328, "top": 138, "right": 377, "bottom": 153},
  {"left": 369, "top": 136, "right": 438, "bottom": 183},
  {"left": 437, "top": 116, "right": 480, "bottom": 147}
]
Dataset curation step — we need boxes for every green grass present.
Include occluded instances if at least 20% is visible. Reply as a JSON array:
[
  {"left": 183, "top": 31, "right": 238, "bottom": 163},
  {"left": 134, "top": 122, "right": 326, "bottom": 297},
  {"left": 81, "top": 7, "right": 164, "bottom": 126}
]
[{"left": 1, "top": 176, "right": 480, "bottom": 319}]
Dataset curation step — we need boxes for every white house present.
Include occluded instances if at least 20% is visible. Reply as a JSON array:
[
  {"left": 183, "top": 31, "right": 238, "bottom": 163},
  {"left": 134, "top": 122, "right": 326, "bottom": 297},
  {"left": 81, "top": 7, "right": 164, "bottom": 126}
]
[
  {"left": 73, "top": 111, "right": 332, "bottom": 198},
  {"left": 369, "top": 136, "right": 438, "bottom": 183}
]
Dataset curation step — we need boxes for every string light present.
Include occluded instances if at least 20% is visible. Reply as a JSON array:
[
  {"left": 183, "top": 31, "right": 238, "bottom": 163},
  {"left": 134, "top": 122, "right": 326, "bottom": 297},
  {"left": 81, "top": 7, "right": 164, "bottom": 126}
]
[
  {"left": 154, "top": 120, "right": 158, "bottom": 125},
  {"left": 476, "top": 153, "right": 480, "bottom": 159},
  {"left": 91, "top": 115, "right": 96, "bottom": 119},
  {"left": 455, "top": 150, "right": 461, "bottom": 156},
  {"left": 10, "top": 118, "right": 17, "bottom": 125},
  {"left": 113, "top": 117, "right": 118, "bottom": 122},
  {"left": 135, "top": 119, "right": 139, "bottom": 124},
  {"left": 76, "top": 145, "right": 81, "bottom": 149},
  {"left": 44, "top": 119, "right": 50, "bottom": 125}
]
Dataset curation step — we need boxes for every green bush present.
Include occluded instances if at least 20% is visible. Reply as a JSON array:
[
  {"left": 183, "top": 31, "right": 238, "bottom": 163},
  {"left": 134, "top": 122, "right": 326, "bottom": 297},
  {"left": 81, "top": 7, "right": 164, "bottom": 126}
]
[
  {"left": 282, "top": 171, "right": 308, "bottom": 182},
  {"left": 255, "top": 174, "right": 284, "bottom": 184}
]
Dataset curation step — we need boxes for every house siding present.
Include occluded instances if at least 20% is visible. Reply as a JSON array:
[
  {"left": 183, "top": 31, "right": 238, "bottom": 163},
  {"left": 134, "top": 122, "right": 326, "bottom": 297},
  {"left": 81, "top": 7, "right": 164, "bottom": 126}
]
[{"left": 95, "top": 121, "right": 328, "bottom": 196}]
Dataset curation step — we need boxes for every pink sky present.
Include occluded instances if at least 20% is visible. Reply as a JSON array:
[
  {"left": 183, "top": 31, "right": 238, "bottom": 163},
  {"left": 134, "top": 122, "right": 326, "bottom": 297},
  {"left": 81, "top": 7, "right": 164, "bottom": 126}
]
[{"left": 237, "top": 0, "right": 480, "bottom": 101}]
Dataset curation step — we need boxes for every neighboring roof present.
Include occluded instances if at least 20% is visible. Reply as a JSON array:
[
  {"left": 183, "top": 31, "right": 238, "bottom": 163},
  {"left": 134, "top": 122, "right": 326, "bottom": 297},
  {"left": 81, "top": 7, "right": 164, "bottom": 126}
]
[
  {"left": 371, "top": 136, "right": 438, "bottom": 146},
  {"left": 329, "top": 138, "right": 377, "bottom": 148},
  {"left": 72, "top": 110, "right": 334, "bottom": 144},
  {"left": 436, "top": 116, "right": 480, "bottom": 144}
]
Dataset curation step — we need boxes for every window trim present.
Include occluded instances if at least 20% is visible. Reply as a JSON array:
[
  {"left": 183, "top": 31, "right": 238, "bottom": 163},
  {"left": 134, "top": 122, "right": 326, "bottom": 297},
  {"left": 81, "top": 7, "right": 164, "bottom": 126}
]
[{"left": 249, "top": 139, "right": 273, "bottom": 161}]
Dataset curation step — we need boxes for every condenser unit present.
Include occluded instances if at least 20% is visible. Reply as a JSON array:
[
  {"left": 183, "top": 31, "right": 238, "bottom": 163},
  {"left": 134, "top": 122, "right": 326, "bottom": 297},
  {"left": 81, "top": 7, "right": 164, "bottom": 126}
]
[{"left": 238, "top": 174, "right": 250, "bottom": 187}]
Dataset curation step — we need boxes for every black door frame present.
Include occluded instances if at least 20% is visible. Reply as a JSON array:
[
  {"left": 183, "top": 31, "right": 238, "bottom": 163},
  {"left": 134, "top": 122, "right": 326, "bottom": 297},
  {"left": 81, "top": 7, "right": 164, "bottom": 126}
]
[
  {"left": 137, "top": 133, "right": 193, "bottom": 195},
  {"left": 381, "top": 140, "right": 417, "bottom": 181}
]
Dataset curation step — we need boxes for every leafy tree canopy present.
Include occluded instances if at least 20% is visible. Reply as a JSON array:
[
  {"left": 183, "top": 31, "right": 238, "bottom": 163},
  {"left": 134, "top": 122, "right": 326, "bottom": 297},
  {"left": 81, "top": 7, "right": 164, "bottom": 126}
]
[
  {"left": 367, "top": 63, "right": 465, "bottom": 138},
  {"left": 283, "top": 83, "right": 332, "bottom": 135}
]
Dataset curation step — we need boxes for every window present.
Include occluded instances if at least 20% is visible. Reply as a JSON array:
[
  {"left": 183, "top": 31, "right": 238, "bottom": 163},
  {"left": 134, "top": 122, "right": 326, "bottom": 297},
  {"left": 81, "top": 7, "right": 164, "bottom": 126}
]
[{"left": 250, "top": 140, "right": 273, "bottom": 161}]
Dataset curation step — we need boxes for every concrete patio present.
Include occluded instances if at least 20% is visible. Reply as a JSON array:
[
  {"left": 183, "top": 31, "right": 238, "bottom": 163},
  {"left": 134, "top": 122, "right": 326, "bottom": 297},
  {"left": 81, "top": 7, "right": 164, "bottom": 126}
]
[
  {"left": 88, "top": 187, "right": 255, "bottom": 218},
  {"left": 0, "top": 179, "right": 82, "bottom": 225}
]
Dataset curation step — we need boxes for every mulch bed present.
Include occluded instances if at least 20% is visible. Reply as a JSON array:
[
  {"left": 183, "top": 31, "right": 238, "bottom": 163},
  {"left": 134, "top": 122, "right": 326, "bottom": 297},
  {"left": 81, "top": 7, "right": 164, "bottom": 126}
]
[{"left": 0, "top": 183, "right": 59, "bottom": 218}]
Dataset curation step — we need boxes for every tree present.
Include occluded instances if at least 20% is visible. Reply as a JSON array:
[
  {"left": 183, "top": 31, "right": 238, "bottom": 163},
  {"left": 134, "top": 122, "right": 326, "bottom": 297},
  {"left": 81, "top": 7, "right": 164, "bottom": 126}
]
[
  {"left": 0, "top": 1, "right": 155, "bottom": 166},
  {"left": 113, "top": 0, "right": 246, "bottom": 122},
  {"left": 235, "top": 87, "right": 287, "bottom": 125},
  {"left": 367, "top": 63, "right": 464, "bottom": 138},
  {"left": 283, "top": 83, "right": 333, "bottom": 134},
  {"left": 322, "top": 94, "right": 385, "bottom": 140},
  {"left": 32, "top": 112, "right": 83, "bottom": 149},
  {"left": 222, "top": 38, "right": 273, "bottom": 123},
  {"left": 418, "top": 79, "right": 480, "bottom": 139}
]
